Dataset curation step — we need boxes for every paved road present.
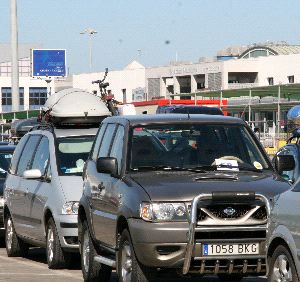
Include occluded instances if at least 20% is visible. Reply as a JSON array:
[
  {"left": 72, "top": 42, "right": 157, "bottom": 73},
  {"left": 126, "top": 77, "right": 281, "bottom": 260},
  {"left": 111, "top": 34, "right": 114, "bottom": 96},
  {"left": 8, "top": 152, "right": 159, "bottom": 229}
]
[{"left": 0, "top": 247, "right": 267, "bottom": 282}]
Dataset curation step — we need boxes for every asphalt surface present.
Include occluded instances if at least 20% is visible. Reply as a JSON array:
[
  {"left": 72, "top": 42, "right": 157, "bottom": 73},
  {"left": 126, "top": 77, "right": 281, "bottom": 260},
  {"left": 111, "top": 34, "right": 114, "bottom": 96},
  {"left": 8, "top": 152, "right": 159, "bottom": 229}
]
[{"left": 0, "top": 246, "right": 268, "bottom": 282}]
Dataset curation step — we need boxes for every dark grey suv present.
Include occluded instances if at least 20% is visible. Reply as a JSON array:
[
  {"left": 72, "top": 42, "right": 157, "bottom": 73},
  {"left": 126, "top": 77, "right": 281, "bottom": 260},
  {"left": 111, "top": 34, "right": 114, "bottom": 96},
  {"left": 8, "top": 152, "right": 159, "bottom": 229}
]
[{"left": 78, "top": 114, "right": 292, "bottom": 281}]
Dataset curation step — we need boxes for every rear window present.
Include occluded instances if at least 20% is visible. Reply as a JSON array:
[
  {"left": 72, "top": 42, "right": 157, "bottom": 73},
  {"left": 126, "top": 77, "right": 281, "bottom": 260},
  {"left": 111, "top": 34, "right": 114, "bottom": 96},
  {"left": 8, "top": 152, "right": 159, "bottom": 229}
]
[{"left": 56, "top": 136, "right": 94, "bottom": 176}]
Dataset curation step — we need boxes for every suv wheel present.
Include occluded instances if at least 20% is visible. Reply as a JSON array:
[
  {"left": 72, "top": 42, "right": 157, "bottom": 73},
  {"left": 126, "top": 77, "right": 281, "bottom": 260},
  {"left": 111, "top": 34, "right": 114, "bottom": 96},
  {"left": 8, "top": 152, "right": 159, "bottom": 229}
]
[
  {"left": 118, "top": 229, "right": 156, "bottom": 282},
  {"left": 5, "top": 214, "right": 29, "bottom": 257},
  {"left": 46, "top": 218, "right": 71, "bottom": 269},
  {"left": 80, "top": 220, "right": 111, "bottom": 282},
  {"left": 268, "top": 245, "right": 299, "bottom": 282}
]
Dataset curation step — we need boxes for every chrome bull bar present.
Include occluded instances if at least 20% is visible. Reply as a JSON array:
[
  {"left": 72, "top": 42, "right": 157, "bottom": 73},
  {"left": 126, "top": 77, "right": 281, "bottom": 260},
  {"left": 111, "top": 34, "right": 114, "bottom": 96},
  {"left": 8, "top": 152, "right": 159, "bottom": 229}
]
[{"left": 182, "top": 192, "right": 271, "bottom": 275}]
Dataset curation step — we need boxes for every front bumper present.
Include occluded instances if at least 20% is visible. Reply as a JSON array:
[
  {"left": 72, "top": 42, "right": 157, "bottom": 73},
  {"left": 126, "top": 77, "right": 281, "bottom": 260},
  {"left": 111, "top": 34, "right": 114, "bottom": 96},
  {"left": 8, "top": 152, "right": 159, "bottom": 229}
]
[
  {"left": 129, "top": 193, "right": 270, "bottom": 275},
  {"left": 55, "top": 214, "right": 79, "bottom": 250}
]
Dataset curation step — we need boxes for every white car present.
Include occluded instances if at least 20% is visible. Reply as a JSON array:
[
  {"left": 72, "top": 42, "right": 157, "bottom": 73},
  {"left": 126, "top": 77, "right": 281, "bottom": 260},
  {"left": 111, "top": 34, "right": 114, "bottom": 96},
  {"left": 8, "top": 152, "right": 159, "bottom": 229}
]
[{"left": 4, "top": 126, "right": 97, "bottom": 268}]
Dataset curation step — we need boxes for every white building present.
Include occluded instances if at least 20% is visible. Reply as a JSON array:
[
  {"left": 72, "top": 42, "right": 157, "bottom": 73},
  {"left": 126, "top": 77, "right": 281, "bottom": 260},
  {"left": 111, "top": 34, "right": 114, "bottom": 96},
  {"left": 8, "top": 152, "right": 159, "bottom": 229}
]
[
  {"left": 145, "top": 43, "right": 300, "bottom": 99},
  {"left": 72, "top": 61, "right": 145, "bottom": 103},
  {"left": 0, "top": 43, "right": 54, "bottom": 112},
  {"left": 1, "top": 42, "right": 300, "bottom": 116}
]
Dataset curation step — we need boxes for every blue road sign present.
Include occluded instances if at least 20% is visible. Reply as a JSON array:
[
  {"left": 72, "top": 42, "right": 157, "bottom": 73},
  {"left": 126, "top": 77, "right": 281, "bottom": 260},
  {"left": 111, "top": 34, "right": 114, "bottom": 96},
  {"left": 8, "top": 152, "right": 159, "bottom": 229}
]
[{"left": 31, "top": 49, "right": 66, "bottom": 77}]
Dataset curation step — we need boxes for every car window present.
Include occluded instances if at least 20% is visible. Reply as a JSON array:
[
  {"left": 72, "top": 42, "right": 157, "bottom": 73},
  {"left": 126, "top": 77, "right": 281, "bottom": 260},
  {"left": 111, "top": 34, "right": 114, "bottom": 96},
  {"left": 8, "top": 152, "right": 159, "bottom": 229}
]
[
  {"left": 10, "top": 135, "right": 29, "bottom": 174},
  {"left": 17, "top": 135, "right": 41, "bottom": 176},
  {"left": 130, "top": 124, "right": 269, "bottom": 170},
  {"left": 91, "top": 124, "right": 107, "bottom": 161},
  {"left": 0, "top": 150, "right": 14, "bottom": 178},
  {"left": 109, "top": 125, "right": 125, "bottom": 175},
  {"left": 57, "top": 136, "right": 94, "bottom": 176},
  {"left": 279, "top": 147, "right": 298, "bottom": 182},
  {"left": 98, "top": 124, "right": 116, "bottom": 158},
  {"left": 31, "top": 137, "right": 49, "bottom": 175}
]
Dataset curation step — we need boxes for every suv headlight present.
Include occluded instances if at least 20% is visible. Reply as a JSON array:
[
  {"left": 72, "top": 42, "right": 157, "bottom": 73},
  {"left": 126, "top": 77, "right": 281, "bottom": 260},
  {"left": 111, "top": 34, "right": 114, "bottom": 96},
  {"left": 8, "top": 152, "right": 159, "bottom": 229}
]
[
  {"left": 62, "top": 201, "right": 79, "bottom": 215},
  {"left": 0, "top": 196, "right": 4, "bottom": 207},
  {"left": 140, "top": 202, "right": 187, "bottom": 222}
]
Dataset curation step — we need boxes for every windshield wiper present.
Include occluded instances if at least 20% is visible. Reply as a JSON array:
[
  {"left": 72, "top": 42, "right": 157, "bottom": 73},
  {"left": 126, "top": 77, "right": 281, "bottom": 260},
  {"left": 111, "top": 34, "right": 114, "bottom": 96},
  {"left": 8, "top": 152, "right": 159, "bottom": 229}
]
[
  {"left": 189, "top": 164, "right": 263, "bottom": 173},
  {"left": 131, "top": 165, "right": 207, "bottom": 173},
  {"left": 195, "top": 172, "right": 239, "bottom": 181},
  {"left": 211, "top": 164, "right": 263, "bottom": 173}
]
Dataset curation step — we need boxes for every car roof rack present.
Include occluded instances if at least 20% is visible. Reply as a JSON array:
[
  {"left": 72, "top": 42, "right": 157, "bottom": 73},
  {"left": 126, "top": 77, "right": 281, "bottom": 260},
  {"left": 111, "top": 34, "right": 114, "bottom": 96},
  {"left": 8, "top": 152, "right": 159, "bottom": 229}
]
[{"left": 29, "top": 122, "right": 54, "bottom": 133}]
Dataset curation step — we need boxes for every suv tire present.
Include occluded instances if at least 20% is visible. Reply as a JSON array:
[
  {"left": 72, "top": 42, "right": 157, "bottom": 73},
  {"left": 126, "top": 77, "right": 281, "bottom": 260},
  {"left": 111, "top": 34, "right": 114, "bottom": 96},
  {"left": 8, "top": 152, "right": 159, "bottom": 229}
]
[
  {"left": 46, "top": 217, "right": 71, "bottom": 269},
  {"left": 80, "top": 220, "right": 111, "bottom": 282},
  {"left": 118, "top": 229, "right": 156, "bottom": 282},
  {"left": 268, "top": 244, "right": 299, "bottom": 282},
  {"left": 5, "top": 214, "right": 29, "bottom": 257}
]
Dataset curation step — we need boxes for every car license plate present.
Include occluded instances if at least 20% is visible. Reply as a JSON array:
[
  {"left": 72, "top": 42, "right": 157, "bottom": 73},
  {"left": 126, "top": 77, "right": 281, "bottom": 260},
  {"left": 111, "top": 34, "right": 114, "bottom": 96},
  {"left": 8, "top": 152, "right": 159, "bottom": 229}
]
[{"left": 203, "top": 243, "right": 259, "bottom": 256}]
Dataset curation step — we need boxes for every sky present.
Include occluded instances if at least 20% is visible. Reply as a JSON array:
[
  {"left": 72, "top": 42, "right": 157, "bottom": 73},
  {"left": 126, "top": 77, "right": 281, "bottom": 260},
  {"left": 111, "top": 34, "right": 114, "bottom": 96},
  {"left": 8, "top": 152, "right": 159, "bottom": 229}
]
[{"left": 0, "top": 0, "right": 300, "bottom": 74}]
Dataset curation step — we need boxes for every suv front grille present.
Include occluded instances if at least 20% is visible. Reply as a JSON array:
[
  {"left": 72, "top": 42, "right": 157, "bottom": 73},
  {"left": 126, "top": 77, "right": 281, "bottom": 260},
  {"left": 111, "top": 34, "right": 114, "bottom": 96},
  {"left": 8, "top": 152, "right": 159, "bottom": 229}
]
[
  {"left": 252, "top": 206, "right": 267, "bottom": 220},
  {"left": 206, "top": 205, "right": 250, "bottom": 219},
  {"left": 196, "top": 202, "right": 268, "bottom": 226}
]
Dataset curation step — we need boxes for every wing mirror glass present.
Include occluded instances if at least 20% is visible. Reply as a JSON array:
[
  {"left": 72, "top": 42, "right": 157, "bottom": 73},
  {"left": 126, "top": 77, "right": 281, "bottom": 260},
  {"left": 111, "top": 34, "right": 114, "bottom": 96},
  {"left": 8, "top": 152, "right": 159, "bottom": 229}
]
[
  {"left": 23, "top": 169, "right": 42, "bottom": 179},
  {"left": 96, "top": 157, "right": 118, "bottom": 176},
  {"left": 274, "top": 155, "right": 295, "bottom": 175}
]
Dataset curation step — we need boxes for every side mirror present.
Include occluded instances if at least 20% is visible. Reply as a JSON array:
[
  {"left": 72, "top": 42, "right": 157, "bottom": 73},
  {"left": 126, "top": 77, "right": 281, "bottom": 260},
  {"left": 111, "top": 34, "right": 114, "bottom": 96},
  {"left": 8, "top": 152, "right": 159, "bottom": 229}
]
[
  {"left": 96, "top": 157, "right": 118, "bottom": 176},
  {"left": 275, "top": 155, "right": 295, "bottom": 174},
  {"left": 23, "top": 169, "right": 42, "bottom": 179}
]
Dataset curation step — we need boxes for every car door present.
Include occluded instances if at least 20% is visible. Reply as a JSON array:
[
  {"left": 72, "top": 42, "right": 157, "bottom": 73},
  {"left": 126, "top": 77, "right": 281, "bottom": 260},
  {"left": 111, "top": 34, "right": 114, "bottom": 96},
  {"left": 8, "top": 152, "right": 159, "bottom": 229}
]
[
  {"left": 5, "top": 135, "right": 29, "bottom": 232},
  {"left": 90, "top": 123, "right": 117, "bottom": 243},
  {"left": 98, "top": 124, "right": 125, "bottom": 247},
  {"left": 13, "top": 135, "right": 41, "bottom": 237},
  {"left": 279, "top": 181, "right": 300, "bottom": 253},
  {"left": 26, "top": 136, "right": 51, "bottom": 241}
]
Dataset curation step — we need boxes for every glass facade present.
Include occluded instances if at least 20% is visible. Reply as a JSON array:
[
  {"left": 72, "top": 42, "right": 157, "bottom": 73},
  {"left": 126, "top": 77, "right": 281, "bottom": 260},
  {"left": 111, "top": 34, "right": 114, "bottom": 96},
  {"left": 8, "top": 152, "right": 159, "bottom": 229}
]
[
  {"left": 29, "top": 87, "right": 47, "bottom": 109},
  {"left": 1, "top": 87, "right": 24, "bottom": 112},
  {"left": 0, "top": 58, "right": 30, "bottom": 77}
]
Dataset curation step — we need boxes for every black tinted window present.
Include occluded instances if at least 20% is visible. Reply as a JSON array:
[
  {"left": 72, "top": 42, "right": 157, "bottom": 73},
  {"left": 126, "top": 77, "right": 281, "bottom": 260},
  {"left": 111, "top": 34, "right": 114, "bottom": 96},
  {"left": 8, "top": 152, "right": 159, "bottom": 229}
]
[
  {"left": 17, "top": 135, "right": 41, "bottom": 176},
  {"left": 31, "top": 137, "right": 49, "bottom": 175},
  {"left": 98, "top": 124, "right": 116, "bottom": 158},
  {"left": 91, "top": 124, "right": 107, "bottom": 161},
  {"left": 110, "top": 125, "right": 125, "bottom": 175},
  {"left": 10, "top": 135, "right": 29, "bottom": 174}
]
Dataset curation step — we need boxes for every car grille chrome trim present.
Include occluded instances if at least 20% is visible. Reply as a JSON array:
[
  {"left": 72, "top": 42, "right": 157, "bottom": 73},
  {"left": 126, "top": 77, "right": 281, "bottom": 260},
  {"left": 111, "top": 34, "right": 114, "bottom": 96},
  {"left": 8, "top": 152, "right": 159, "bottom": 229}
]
[
  {"left": 199, "top": 205, "right": 266, "bottom": 225},
  {"left": 182, "top": 193, "right": 270, "bottom": 275}
]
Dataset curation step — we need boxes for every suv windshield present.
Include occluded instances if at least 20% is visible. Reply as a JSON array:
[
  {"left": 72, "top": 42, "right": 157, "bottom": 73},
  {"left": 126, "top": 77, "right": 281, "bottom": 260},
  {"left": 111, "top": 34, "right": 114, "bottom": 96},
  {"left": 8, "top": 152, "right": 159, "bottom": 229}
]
[
  {"left": 57, "top": 136, "right": 94, "bottom": 176},
  {"left": 0, "top": 151, "right": 13, "bottom": 177},
  {"left": 130, "top": 124, "right": 269, "bottom": 171}
]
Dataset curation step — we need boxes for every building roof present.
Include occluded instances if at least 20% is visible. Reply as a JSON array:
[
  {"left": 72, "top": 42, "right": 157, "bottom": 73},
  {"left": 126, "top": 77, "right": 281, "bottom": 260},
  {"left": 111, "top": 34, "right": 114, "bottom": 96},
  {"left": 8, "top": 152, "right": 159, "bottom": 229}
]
[
  {"left": 239, "top": 43, "right": 300, "bottom": 58},
  {"left": 0, "top": 43, "right": 41, "bottom": 63},
  {"left": 124, "top": 60, "right": 145, "bottom": 70}
]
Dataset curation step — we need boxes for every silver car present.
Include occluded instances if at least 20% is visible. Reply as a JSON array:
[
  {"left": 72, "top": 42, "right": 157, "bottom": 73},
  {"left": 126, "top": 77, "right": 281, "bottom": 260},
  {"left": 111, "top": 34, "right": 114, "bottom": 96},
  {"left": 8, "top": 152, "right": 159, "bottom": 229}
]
[
  {"left": 267, "top": 155, "right": 300, "bottom": 281},
  {"left": 3, "top": 126, "right": 97, "bottom": 269}
]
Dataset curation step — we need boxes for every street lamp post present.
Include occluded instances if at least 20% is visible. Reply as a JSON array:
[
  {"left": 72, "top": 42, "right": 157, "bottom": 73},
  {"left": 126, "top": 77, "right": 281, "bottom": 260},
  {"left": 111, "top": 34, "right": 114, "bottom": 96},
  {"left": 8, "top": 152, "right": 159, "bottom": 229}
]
[
  {"left": 80, "top": 28, "right": 97, "bottom": 72},
  {"left": 11, "top": 0, "right": 19, "bottom": 112}
]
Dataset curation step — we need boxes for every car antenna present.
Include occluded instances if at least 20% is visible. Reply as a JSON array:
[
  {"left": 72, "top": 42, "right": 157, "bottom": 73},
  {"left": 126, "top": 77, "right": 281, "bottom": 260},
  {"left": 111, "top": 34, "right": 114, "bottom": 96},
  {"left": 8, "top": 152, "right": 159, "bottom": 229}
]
[{"left": 187, "top": 107, "right": 190, "bottom": 119}]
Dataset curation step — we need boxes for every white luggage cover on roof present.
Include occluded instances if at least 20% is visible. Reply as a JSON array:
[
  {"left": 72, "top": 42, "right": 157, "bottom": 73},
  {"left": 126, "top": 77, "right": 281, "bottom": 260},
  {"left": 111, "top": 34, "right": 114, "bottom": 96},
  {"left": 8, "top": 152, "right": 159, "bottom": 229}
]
[{"left": 43, "top": 88, "right": 111, "bottom": 117}]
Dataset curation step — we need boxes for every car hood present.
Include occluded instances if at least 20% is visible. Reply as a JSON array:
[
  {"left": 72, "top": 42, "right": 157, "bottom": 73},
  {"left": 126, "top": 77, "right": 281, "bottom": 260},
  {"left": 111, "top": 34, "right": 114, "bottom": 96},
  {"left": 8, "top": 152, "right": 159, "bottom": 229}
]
[
  {"left": 58, "top": 176, "right": 83, "bottom": 202},
  {"left": 129, "top": 170, "right": 290, "bottom": 202}
]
